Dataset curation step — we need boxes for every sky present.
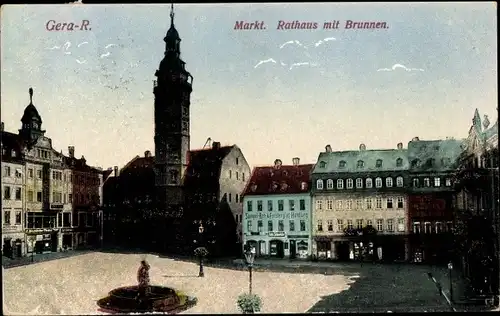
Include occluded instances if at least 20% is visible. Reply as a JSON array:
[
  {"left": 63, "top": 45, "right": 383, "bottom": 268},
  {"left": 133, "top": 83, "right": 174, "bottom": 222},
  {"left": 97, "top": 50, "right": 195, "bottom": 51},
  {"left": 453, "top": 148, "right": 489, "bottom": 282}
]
[{"left": 1, "top": 2, "right": 497, "bottom": 170}]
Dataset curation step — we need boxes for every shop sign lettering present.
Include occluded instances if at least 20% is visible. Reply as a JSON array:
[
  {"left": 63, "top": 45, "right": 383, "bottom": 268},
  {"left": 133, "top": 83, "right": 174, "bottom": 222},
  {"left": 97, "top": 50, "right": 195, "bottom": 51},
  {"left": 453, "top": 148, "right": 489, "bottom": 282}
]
[
  {"left": 268, "top": 231, "right": 286, "bottom": 238},
  {"left": 245, "top": 211, "right": 308, "bottom": 221}
]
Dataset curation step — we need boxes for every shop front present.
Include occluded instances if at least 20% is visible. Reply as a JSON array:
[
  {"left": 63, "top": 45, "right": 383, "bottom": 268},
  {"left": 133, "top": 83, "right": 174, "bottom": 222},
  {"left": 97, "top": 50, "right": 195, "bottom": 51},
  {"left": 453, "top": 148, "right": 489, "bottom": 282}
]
[
  {"left": 25, "top": 229, "right": 58, "bottom": 254},
  {"left": 288, "top": 234, "right": 310, "bottom": 259},
  {"left": 2, "top": 229, "right": 25, "bottom": 258},
  {"left": 60, "top": 228, "right": 74, "bottom": 250}
]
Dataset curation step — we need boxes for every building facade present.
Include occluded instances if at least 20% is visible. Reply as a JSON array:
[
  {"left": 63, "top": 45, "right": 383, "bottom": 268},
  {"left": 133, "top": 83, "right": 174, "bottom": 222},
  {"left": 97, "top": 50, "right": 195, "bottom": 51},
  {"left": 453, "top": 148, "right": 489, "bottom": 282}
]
[
  {"left": 407, "top": 137, "right": 464, "bottom": 263},
  {"left": 153, "top": 5, "right": 193, "bottom": 209},
  {"left": 1, "top": 88, "right": 106, "bottom": 257},
  {"left": 311, "top": 143, "right": 410, "bottom": 262},
  {"left": 452, "top": 110, "right": 498, "bottom": 298},
  {"left": 242, "top": 158, "right": 313, "bottom": 259}
]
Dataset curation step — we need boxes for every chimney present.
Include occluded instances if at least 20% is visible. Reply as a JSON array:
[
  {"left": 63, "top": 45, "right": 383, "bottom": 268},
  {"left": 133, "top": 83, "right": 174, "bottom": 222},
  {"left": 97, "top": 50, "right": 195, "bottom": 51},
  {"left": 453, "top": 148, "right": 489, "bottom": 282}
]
[
  {"left": 397, "top": 142, "right": 403, "bottom": 150},
  {"left": 274, "top": 159, "right": 282, "bottom": 169},
  {"left": 412, "top": 137, "right": 420, "bottom": 142},
  {"left": 325, "top": 144, "right": 332, "bottom": 153},
  {"left": 144, "top": 150, "right": 151, "bottom": 158},
  {"left": 68, "top": 146, "right": 75, "bottom": 158},
  {"left": 292, "top": 157, "right": 300, "bottom": 166},
  {"left": 359, "top": 143, "right": 366, "bottom": 151},
  {"left": 212, "top": 142, "right": 221, "bottom": 150},
  {"left": 113, "top": 166, "right": 119, "bottom": 177},
  {"left": 0, "top": 122, "right": 4, "bottom": 132}
]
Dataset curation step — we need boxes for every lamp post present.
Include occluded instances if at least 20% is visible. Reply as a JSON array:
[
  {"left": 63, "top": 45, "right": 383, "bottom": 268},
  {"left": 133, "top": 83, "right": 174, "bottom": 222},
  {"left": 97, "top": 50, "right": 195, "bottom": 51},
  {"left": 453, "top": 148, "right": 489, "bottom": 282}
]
[
  {"left": 244, "top": 246, "right": 256, "bottom": 295},
  {"left": 198, "top": 223, "right": 205, "bottom": 277},
  {"left": 29, "top": 236, "right": 36, "bottom": 263},
  {"left": 448, "top": 262, "right": 454, "bottom": 303}
]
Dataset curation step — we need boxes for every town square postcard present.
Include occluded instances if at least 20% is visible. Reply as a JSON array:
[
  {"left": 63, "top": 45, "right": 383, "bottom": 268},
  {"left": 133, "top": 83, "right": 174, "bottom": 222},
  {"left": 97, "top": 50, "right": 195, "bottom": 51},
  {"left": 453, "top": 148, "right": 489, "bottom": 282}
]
[{"left": 1, "top": 2, "right": 498, "bottom": 314}]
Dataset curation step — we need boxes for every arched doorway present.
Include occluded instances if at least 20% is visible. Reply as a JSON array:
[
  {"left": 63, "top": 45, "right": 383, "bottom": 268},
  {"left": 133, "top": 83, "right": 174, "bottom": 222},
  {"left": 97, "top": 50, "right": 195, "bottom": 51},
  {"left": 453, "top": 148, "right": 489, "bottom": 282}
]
[
  {"left": 258, "top": 241, "right": 266, "bottom": 256},
  {"left": 269, "top": 240, "right": 284, "bottom": 258}
]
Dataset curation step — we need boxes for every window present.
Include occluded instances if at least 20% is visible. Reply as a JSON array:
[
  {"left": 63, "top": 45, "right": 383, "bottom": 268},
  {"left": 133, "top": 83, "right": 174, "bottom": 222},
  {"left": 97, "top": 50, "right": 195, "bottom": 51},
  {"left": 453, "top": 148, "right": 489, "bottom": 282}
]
[
  {"left": 247, "top": 221, "right": 252, "bottom": 232},
  {"left": 15, "top": 211, "right": 21, "bottom": 225},
  {"left": 257, "top": 200, "right": 263, "bottom": 211},
  {"left": 316, "top": 200, "right": 323, "bottom": 210},
  {"left": 4, "top": 166, "right": 11, "bottom": 177},
  {"left": 386, "top": 198, "right": 393, "bottom": 209},
  {"left": 278, "top": 200, "right": 284, "bottom": 211},
  {"left": 347, "top": 219, "right": 353, "bottom": 229},
  {"left": 396, "top": 158, "right": 403, "bottom": 167},
  {"left": 445, "top": 178, "right": 452, "bottom": 187},
  {"left": 366, "top": 178, "right": 373, "bottom": 188},
  {"left": 366, "top": 198, "right": 372, "bottom": 209},
  {"left": 336, "top": 200, "right": 343, "bottom": 209},
  {"left": 347, "top": 199, "right": 353, "bottom": 210},
  {"left": 15, "top": 188, "right": 21, "bottom": 200},
  {"left": 398, "top": 218, "right": 405, "bottom": 232},
  {"left": 367, "top": 219, "right": 373, "bottom": 227},
  {"left": 289, "top": 220, "right": 295, "bottom": 231},
  {"left": 300, "top": 220, "right": 306, "bottom": 231},
  {"left": 424, "top": 222, "right": 432, "bottom": 234},
  {"left": 267, "top": 200, "right": 273, "bottom": 211},
  {"left": 387, "top": 219, "right": 394, "bottom": 232},
  {"left": 435, "top": 222, "right": 442, "bottom": 234},
  {"left": 4, "top": 186, "right": 11, "bottom": 199},
  {"left": 299, "top": 199, "right": 305, "bottom": 210},
  {"left": 337, "top": 179, "right": 344, "bottom": 189},
  {"left": 337, "top": 219, "right": 344, "bottom": 231},
  {"left": 27, "top": 190, "right": 33, "bottom": 202},
  {"left": 424, "top": 178, "right": 430, "bottom": 187},
  {"left": 236, "top": 158, "right": 239, "bottom": 165},
  {"left": 257, "top": 220, "right": 263, "bottom": 232},
  {"left": 247, "top": 201, "right": 253, "bottom": 212},
  {"left": 326, "top": 179, "right": 334, "bottom": 189},
  {"left": 15, "top": 169, "right": 22, "bottom": 178},
  {"left": 228, "top": 193, "right": 232, "bottom": 202},
  {"left": 316, "top": 179, "right": 324, "bottom": 190},
  {"left": 69, "top": 194, "right": 73, "bottom": 203},
  {"left": 268, "top": 220, "right": 273, "bottom": 231},
  {"left": 386, "top": 177, "right": 393, "bottom": 188},
  {"left": 236, "top": 172, "right": 239, "bottom": 180},
  {"left": 338, "top": 160, "right": 346, "bottom": 168},
  {"left": 28, "top": 168, "right": 33, "bottom": 178},
  {"left": 37, "top": 191, "right": 42, "bottom": 202},
  {"left": 4, "top": 210, "right": 11, "bottom": 224},
  {"left": 327, "top": 220, "right": 333, "bottom": 231},
  {"left": 375, "top": 177, "right": 382, "bottom": 188},
  {"left": 356, "top": 199, "right": 363, "bottom": 209},
  {"left": 412, "top": 178, "right": 419, "bottom": 187},
  {"left": 376, "top": 219, "right": 383, "bottom": 231},
  {"left": 396, "top": 176, "right": 403, "bottom": 187},
  {"left": 376, "top": 159, "right": 383, "bottom": 168},
  {"left": 289, "top": 200, "right": 295, "bottom": 211},
  {"left": 346, "top": 178, "right": 353, "bottom": 189},
  {"left": 319, "top": 161, "right": 326, "bottom": 168},
  {"left": 236, "top": 194, "right": 239, "bottom": 203},
  {"left": 357, "top": 160, "right": 364, "bottom": 168},
  {"left": 434, "top": 177, "right": 441, "bottom": 187},
  {"left": 229, "top": 170, "right": 232, "bottom": 178},
  {"left": 356, "top": 178, "right": 363, "bottom": 189},
  {"left": 242, "top": 173, "right": 245, "bottom": 181},
  {"left": 327, "top": 200, "right": 333, "bottom": 210},
  {"left": 317, "top": 220, "right": 323, "bottom": 231},
  {"left": 356, "top": 219, "right": 363, "bottom": 229},
  {"left": 37, "top": 170, "right": 42, "bottom": 179},
  {"left": 301, "top": 182, "right": 308, "bottom": 190},
  {"left": 376, "top": 197, "right": 382, "bottom": 209},
  {"left": 397, "top": 197, "right": 404, "bottom": 208}
]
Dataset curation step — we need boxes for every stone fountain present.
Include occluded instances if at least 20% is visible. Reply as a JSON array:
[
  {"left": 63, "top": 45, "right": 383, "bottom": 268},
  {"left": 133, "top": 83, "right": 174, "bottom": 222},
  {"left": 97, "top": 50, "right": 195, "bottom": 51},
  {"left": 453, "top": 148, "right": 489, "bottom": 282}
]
[{"left": 97, "top": 259, "right": 197, "bottom": 314}]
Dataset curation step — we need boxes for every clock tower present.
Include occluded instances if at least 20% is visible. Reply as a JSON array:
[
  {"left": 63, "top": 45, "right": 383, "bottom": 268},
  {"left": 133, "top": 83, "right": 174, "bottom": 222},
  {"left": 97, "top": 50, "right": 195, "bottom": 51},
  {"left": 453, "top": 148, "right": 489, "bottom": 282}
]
[{"left": 154, "top": 4, "right": 193, "bottom": 208}]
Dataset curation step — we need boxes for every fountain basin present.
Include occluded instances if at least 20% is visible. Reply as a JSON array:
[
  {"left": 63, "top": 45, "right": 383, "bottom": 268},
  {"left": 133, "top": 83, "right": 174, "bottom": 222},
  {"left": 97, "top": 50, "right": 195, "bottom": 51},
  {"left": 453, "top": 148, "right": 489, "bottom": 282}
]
[{"left": 97, "top": 285, "right": 197, "bottom": 314}]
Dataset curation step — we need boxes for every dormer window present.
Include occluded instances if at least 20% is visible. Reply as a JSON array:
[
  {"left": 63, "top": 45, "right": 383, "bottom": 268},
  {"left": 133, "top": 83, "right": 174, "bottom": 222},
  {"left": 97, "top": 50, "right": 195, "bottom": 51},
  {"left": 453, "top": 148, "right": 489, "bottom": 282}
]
[
  {"left": 441, "top": 158, "right": 451, "bottom": 166},
  {"left": 427, "top": 158, "right": 435, "bottom": 167},
  {"left": 301, "top": 182, "right": 308, "bottom": 190},
  {"left": 319, "top": 161, "right": 326, "bottom": 168},
  {"left": 338, "top": 160, "right": 347, "bottom": 168},
  {"left": 316, "top": 179, "right": 324, "bottom": 190},
  {"left": 356, "top": 160, "right": 364, "bottom": 168},
  {"left": 375, "top": 159, "right": 383, "bottom": 168},
  {"left": 411, "top": 159, "right": 421, "bottom": 168},
  {"left": 396, "top": 158, "right": 403, "bottom": 167}
]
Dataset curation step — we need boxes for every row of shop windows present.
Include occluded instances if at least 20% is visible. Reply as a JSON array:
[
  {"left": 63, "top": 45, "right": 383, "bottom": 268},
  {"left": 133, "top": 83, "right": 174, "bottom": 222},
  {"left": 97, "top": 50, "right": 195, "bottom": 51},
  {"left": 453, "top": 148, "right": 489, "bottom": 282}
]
[
  {"left": 247, "top": 219, "right": 307, "bottom": 233},
  {"left": 317, "top": 218, "right": 405, "bottom": 233},
  {"left": 246, "top": 239, "right": 309, "bottom": 258},
  {"left": 24, "top": 212, "right": 100, "bottom": 229},
  {"left": 247, "top": 199, "right": 307, "bottom": 212},
  {"left": 412, "top": 221, "right": 452, "bottom": 234},
  {"left": 316, "top": 196, "right": 404, "bottom": 210}
]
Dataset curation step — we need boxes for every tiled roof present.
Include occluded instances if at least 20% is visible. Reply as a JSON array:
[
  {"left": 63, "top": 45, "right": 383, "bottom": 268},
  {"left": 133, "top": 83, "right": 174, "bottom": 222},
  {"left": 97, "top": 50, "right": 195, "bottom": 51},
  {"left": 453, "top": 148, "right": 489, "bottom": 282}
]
[
  {"left": 243, "top": 164, "right": 314, "bottom": 196},
  {"left": 312, "top": 149, "right": 408, "bottom": 174},
  {"left": 184, "top": 146, "right": 235, "bottom": 186},
  {"left": 1, "top": 131, "right": 24, "bottom": 163},
  {"left": 407, "top": 139, "right": 464, "bottom": 172}
]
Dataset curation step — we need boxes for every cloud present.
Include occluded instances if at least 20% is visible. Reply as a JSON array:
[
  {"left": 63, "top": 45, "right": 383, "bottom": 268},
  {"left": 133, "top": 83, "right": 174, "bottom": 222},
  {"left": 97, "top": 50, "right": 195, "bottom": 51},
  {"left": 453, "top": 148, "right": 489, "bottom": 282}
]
[
  {"left": 254, "top": 58, "right": 277, "bottom": 68},
  {"left": 279, "top": 40, "right": 308, "bottom": 49},
  {"left": 377, "top": 63, "right": 424, "bottom": 72},
  {"left": 289, "top": 62, "right": 318, "bottom": 70},
  {"left": 77, "top": 41, "right": 88, "bottom": 47},
  {"left": 314, "top": 37, "right": 336, "bottom": 47}
]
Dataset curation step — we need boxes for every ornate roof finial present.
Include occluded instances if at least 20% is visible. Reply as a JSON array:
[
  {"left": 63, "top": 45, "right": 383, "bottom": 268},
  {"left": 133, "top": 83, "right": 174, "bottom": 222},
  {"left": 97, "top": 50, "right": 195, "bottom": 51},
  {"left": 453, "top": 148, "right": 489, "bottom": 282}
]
[
  {"left": 170, "top": 2, "right": 174, "bottom": 25},
  {"left": 29, "top": 87, "right": 33, "bottom": 104}
]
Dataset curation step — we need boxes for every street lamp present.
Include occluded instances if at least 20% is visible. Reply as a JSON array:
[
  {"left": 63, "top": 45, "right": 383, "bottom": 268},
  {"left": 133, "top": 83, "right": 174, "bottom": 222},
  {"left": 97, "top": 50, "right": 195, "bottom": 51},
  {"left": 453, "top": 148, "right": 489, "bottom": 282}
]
[
  {"left": 198, "top": 223, "right": 205, "bottom": 277},
  {"left": 448, "top": 262, "right": 454, "bottom": 303},
  {"left": 244, "top": 246, "right": 256, "bottom": 294}
]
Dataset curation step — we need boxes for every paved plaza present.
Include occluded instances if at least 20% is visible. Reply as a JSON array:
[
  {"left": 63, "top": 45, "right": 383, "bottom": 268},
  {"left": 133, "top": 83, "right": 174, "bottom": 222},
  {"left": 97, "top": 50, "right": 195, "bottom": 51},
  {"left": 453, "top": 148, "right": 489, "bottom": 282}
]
[{"left": 3, "top": 251, "right": 460, "bottom": 314}]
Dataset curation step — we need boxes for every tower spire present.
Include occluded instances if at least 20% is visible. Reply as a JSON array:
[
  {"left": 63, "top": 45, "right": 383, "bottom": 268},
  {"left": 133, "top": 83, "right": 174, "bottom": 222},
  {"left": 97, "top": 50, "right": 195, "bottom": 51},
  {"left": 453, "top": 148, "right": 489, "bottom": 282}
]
[
  {"left": 29, "top": 87, "right": 33, "bottom": 104},
  {"left": 170, "top": 2, "right": 174, "bottom": 26}
]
